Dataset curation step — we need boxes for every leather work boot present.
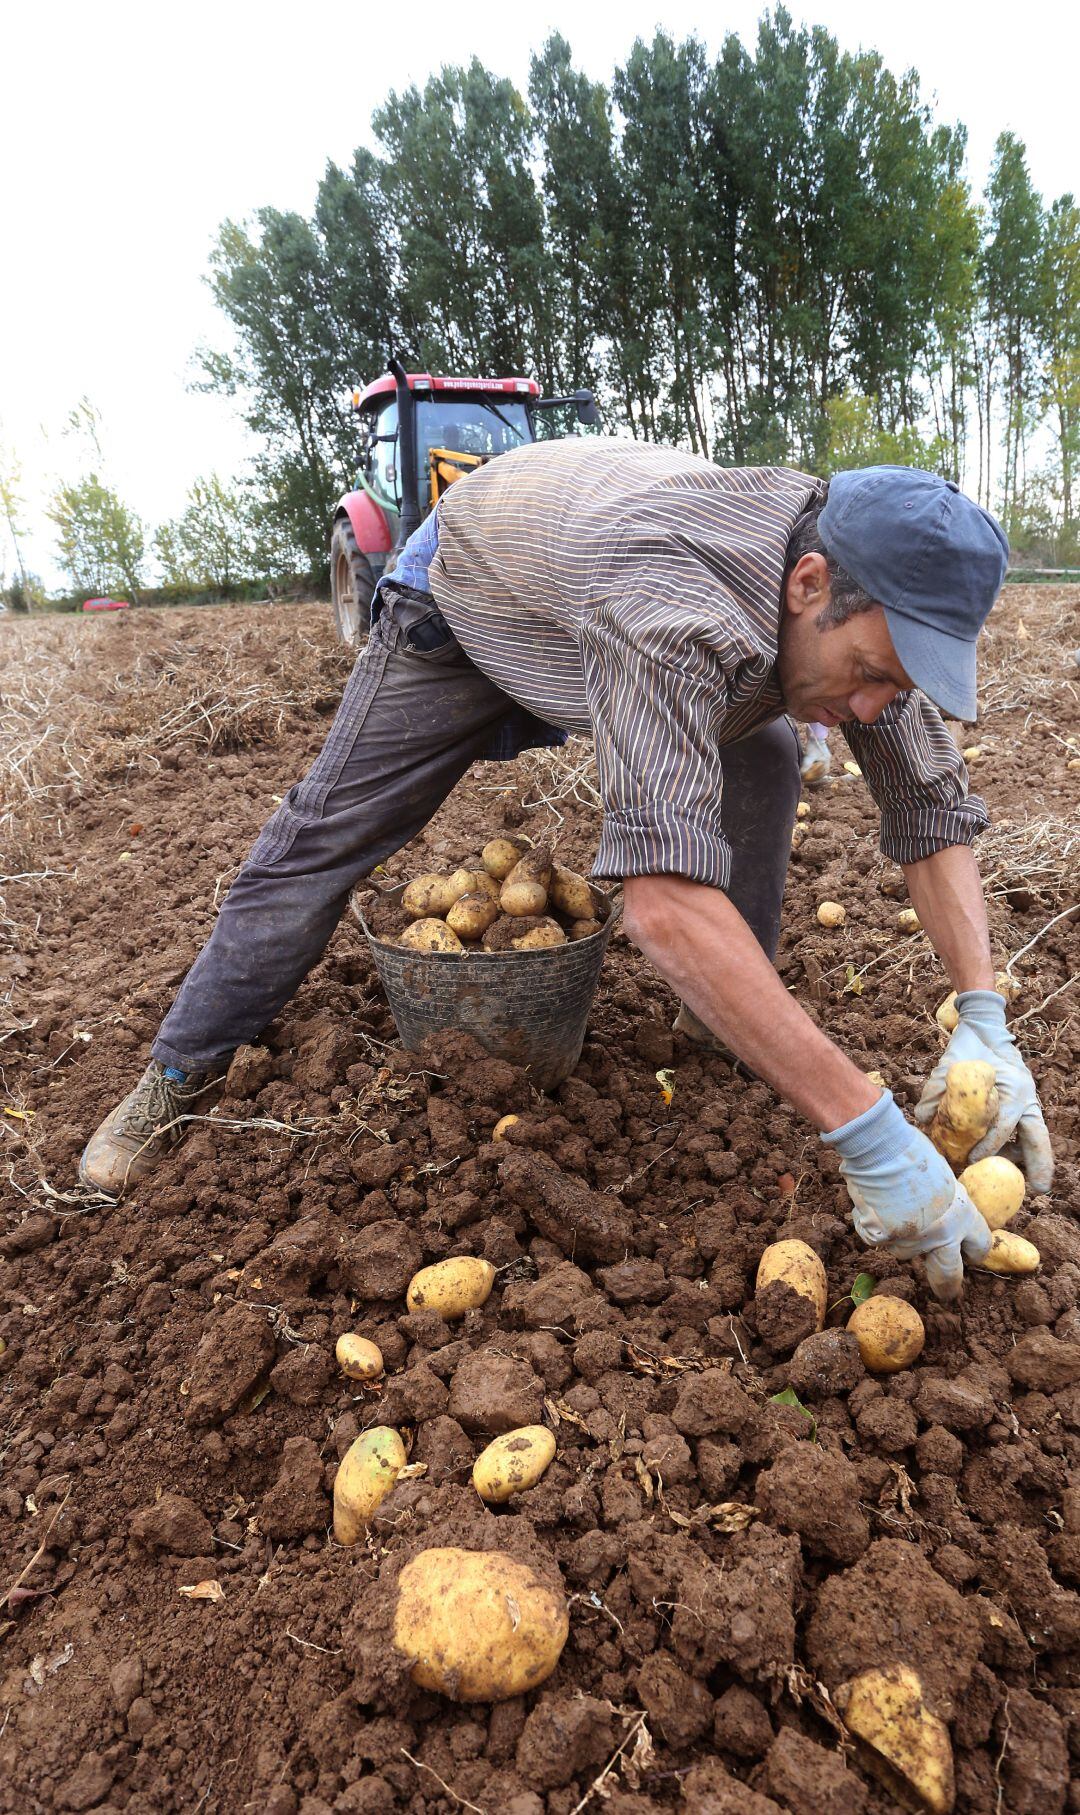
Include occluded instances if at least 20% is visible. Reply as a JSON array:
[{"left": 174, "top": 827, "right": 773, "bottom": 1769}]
[{"left": 79, "top": 1061, "right": 221, "bottom": 1196}]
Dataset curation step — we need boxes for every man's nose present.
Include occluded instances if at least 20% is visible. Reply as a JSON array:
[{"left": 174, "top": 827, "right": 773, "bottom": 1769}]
[{"left": 847, "top": 683, "right": 901, "bottom": 724}]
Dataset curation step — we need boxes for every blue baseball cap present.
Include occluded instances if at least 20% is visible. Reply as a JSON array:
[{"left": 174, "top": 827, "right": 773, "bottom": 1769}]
[{"left": 817, "top": 466, "right": 1009, "bottom": 720}]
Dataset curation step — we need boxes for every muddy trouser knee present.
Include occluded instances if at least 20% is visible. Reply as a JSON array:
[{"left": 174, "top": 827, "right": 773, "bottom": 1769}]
[
  {"left": 152, "top": 595, "right": 519, "bottom": 1074},
  {"left": 717, "top": 716, "right": 802, "bottom": 960}
]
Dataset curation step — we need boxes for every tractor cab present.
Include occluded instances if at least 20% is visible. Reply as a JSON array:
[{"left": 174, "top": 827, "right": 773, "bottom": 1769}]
[{"left": 329, "top": 362, "right": 600, "bottom": 644}]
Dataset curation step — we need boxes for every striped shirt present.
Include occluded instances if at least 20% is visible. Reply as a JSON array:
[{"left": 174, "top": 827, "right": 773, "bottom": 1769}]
[{"left": 426, "top": 438, "right": 988, "bottom": 887}]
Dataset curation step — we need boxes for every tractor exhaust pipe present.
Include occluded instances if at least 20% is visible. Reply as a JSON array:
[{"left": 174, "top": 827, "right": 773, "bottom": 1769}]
[{"left": 390, "top": 355, "right": 422, "bottom": 549}]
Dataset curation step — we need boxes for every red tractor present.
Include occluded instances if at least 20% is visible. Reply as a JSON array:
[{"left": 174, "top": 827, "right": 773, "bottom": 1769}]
[{"left": 329, "top": 356, "right": 600, "bottom": 643}]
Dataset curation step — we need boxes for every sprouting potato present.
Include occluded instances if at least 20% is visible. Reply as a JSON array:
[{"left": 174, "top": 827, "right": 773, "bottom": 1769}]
[
  {"left": 446, "top": 892, "right": 499, "bottom": 940},
  {"left": 755, "top": 1240, "right": 827, "bottom": 1333},
  {"left": 406, "top": 1257, "right": 497, "bottom": 1320},
  {"left": 392, "top": 1548, "right": 569, "bottom": 1701},
  {"left": 472, "top": 1426, "right": 556, "bottom": 1503},
  {"left": 816, "top": 900, "right": 846, "bottom": 928},
  {"left": 492, "top": 1114, "right": 520, "bottom": 1140},
  {"left": 333, "top": 1427, "right": 406, "bottom": 1545},
  {"left": 959, "top": 1155, "right": 1026, "bottom": 1229},
  {"left": 335, "top": 1334, "right": 385, "bottom": 1382},
  {"left": 500, "top": 844, "right": 553, "bottom": 918},
  {"left": 836, "top": 1664, "right": 954, "bottom": 1815},
  {"left": 398, "top": 918, "right": 465, "bottom": 954},
  {"left": 929, "top": 1060, "right": 998, "bottom": 1168},
  {"left": 980, "top": 1230, "right": 1040, "bottom": 1274},
  {"left": 481, "top": 836, "right": 531, "bottom": 881},
  {"left": 402, "top": 874, "right": 459, "bottom": 919},
  {"left": 847, "top": 1297, "right": 925, "bottom": 1373},
  {"left": 549, "top": 864, "right": 595, "bottom": 922}
]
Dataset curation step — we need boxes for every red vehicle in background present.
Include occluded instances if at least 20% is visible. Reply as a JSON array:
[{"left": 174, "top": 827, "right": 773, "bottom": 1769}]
[
  {"left": 329, "top": 354, "right": 600, "bottom": 644},
  {"left": 82, "top": 598, "right": 130, "bottom": 612}
]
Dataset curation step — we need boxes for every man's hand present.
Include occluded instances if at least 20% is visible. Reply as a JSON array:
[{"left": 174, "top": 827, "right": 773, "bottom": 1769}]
[
  {"left": 822, "top": 1091, "right": 992, "bottom": 1300},
  {"left": 914, "top": 991, "right": 1053, "bottom": 1194}
]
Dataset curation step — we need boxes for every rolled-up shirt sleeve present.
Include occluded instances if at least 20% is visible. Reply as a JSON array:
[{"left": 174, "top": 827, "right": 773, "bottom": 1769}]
[
  {"left": 578, "top": 592, "right": 736, "bottom": 886},
  {"left": 842, "top": 691, "right": 989, "bottom": 863}
]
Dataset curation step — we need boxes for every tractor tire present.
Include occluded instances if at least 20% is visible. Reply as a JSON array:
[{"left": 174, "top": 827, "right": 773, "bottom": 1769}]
[{"left": 330, "top": 515, "right": 377, "bottom": 647}]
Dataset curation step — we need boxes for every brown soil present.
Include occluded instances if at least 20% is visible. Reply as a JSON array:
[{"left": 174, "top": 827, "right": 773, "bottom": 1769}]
[{"left": 1, "top": 590, "right": 1079, "bottom": 1814}]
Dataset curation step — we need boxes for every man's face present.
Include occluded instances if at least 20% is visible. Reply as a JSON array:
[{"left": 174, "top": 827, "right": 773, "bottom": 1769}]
[{"left": 777, "top": 553, "right": 913, "bottom": 726}]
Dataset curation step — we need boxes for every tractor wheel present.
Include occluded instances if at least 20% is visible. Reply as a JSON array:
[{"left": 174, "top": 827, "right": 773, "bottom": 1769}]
[{"left": 330, "top": 516, "right": 377, "bottom": 647}]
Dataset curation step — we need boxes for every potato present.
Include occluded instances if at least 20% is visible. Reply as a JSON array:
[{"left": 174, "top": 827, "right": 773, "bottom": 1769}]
[
  {"left": 980, "top": 1230, "right": 1040, "bottom": 1274},
  {"left": 333, "top": 1427, "right": 406, "bottom": 1545},
  {"left": 500, "top": 843, "right": 553, "bottom": 918},
  {"left": 446, "top": 892, "right": 499, "bottom": 940},
  {"left": 836, "top": 1664, "right": 954, "bottom": 1815},
  {"left": 958, "top": 1155, "right": 1025, "bottom": 1229},
  {"left": 446, "top": 867, "right": 478, "bottom": 903},
  {"left": 896, "top": 908, "right": 921, "bottom": 933},
  {"left": 402, "top": 873, "right": 459, "bottom": 919},
  {"left": 995, "top": 970, "right": 1020, "bottom": 1003},
  {"left": 472, "top": 1426, "right": 557, "bottom": 1503},
  {"left": 816, "top": 900, "right": 846, "bottom": 927},
  {"left": 929, "top": 1060, "right": 998, "bottom": 1168},
  {"left": 406, "top": 1256, "right": 496, "bottom": 1319},
  {"left": 549, "top": 863, "right": 595, "bottom": 922},
  {"left": 492, "top": 1114, "right": 520, "bottom": 1141},
  {"left": 392, "top": 1547, "right": 569, "bottom": 1701},
  {"left": 469, "top": 870, "right": 502, "bottom": 903},
  {"left": 567, "top": 917, "right": 603, "bottom": 941},
  {"left": 962, "top": 743, "right": 982, "bottom": 761},
  {"left": 755, "top": 1239, "right": 827, "bottom": 1332},
  {"left": 481, "top": 836, "right": 531, "bottom": 881},
  {"left": 796, "top": 801, "right": 811, "bottom": 819},
  {"left": 935, "top": 991, "right": 959, "bottom": 1034},
  {"left": 510, "top": 919, "right": 566, "bottom": 950},
  {"left": 335, "top": 1334, "right": 384, "bottom": 1382},
  {"left": 398, "top": 918, "right": 465, "bottom": 954},
  {"left": 847, "top": 1297, "right": 925, "bottom": 1373},
  {"left": 482, "top": 914, "right": 566, "bottom": 951}
]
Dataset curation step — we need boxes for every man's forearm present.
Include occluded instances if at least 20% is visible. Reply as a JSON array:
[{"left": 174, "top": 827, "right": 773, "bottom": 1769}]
[
  {"left": 901, "top": 845, "right": 994, "bottom": 993},
  {"left": 623, "top": 875, "right": 880, "bottom": 1133}
]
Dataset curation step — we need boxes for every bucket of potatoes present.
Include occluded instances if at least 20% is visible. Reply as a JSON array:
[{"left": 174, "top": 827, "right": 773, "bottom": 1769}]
[{"left": 351, "top": 836, "right": 619, "bottom": 1089}]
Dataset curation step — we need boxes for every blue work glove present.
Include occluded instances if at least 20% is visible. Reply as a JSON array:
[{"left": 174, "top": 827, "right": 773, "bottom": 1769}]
[
  {"left": 914, "top": 990, "right": 1053, "bottom": 1194},
  {"left": 822, "top": 1091, "right": 992, "bottom": 1300}
]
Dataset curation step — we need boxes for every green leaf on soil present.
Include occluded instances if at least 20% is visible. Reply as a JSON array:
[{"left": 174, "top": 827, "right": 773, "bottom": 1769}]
[
  {"left": 770, "top": 1385, "right": 817, "bottom": 1441},
  {"left": 850, "top": 1272, "right": 876, "bottom": 1306}
]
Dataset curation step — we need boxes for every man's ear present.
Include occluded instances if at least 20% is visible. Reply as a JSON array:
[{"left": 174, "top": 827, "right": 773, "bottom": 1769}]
[{"left": 784, "top": 552, "right": 830, "bottom": 618}]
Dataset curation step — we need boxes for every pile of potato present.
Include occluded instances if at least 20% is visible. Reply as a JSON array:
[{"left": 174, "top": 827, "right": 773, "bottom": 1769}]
[
  {"left": 395, "top": 838, "right": 609, "bottom": 955},
  {"left": 928, "top": 1059, "right": 1040, "bottom": 1275}
]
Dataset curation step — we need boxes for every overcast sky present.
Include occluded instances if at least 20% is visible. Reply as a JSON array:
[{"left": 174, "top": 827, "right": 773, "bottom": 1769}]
[{"left": 2, "top": 0, "right": 1077, "bottom": 586}]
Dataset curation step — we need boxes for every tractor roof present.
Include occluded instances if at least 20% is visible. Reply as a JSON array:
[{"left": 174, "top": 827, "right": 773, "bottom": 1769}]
[{"left": 355, "top": 373, "right": 540, "bottom": 409}]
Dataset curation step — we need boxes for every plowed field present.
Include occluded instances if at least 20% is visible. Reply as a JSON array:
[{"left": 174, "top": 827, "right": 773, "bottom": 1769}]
[{"left": 1, "top": 589, "right": 1079, "bottom": 1814}]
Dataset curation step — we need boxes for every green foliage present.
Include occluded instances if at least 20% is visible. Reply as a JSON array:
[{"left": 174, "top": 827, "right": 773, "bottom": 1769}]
[
  {"left": 850, "top": 1272, "right": 876, "bottom": 1306},
  {"left": 822, "top": 392, "right": 950, "bottom": 476},
  {"left": 154, "top": 474, "right": 261, "bottom": 591},
  {"left": 769, "top": 1385, "right": 817, "bottom": 1440},
  {"left": 47, "top": 474, "right": 146, "bottom": 597}
]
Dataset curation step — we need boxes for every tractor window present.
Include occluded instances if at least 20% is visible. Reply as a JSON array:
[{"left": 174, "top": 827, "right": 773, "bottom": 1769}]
[
  {"left": 364, "top": 401, "right": 399, "bottom": 509},
  {"left": 416, "top": 398, "right": 530, "bottom": 466}
]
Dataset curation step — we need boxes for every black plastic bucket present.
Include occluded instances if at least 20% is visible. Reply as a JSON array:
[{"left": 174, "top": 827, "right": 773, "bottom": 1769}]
[{"left": 353, "top": 886, "right": 619, "bottom": 1091}]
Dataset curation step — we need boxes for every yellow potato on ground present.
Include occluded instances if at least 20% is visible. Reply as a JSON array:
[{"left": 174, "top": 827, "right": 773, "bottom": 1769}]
[
  {"left": 962, "top": 744, "right": 982, "bottom": 761},
  {"left": 472, "top": 1426, "right": 557, "bottom": 1503},
  {"left": 393, "top": 1548, "right": 569, "bottom": 1701},
  {"left": 446, "top": 892, "right": 499, "bottom": 940},
  {"left": 406, "top": 1256, "right": 497, "bottom": 1319},
  {"left": 896, "top": 908, "right": 921, "bottom": 933},
  {"left": 549, "top": 863, "right": 595, "bottom": 922},
  {"left": 796, "top": 801, "right": 811, "bottom": 819},
  {"left": 837, "top": 1664, "right": 954, "bottom": 1815},
  {"left": 335, "top": 1334, "right": 385, "bottom": 1382},
  {"left": 398, "top": 918, "right": 465, "bottom": 955},
  {"left": 333, "top": 1427, "right": 406, "bottom": 1545},
  {"left": 935, "top": 991, "right": 959, "bottom": 1034},
  {"left": 980, "top": 1230, "right": 1040, "bottom": 1274},
  {"left": 755, "top": 1240, "right": 827, "bottom": 1331},
  {"left": 500, "top": 844, "right": 553, "bottom": 918},
  {"left": 817, "top": 900, "right": 846, "bottom": 928},
  {"left": 929, "top": 1060, "right": 998, "bottom": 1168},
  {"left": 847, "top": 1296, "right": 925, "bottom": 1373},
  {"left": 492, "top": 1114, "right": 520, "bottom": 1141},
  {"left": 402, "top": 874, "right": 459, "bottom": 920},
  {"left": 844, "top": 760, "right": 862, "bottom": 777},
  {"left": 958, "top": 1155, "right": 1025, "bottom": 1229},
  {"left": 481, "top": 836, "right": 531, "bottom": 881}
]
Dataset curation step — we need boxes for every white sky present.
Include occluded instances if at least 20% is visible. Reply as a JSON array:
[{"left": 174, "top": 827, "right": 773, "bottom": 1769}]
[{"left": 2, "top": 0, "right": 1077, "bottom": 587}]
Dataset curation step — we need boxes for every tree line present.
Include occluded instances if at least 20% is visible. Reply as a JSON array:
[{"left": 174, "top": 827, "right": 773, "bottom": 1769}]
[{"left": 4, "top": 10, "right": 1078, "bottom": 606}]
